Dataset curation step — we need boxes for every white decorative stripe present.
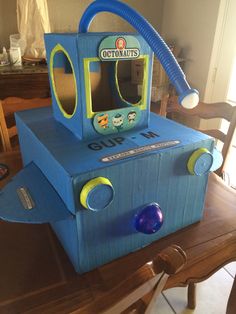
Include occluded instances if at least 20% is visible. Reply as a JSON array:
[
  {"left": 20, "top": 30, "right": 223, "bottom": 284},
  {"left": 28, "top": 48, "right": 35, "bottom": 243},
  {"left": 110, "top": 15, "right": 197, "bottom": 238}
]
[{"left": 101, "top": 140, "right": 180, "bottom": 162}]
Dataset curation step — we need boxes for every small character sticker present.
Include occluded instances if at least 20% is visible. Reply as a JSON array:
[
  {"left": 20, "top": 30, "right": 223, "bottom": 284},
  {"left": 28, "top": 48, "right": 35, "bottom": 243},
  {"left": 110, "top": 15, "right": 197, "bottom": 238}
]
[
  {"left": 115, "top": 37, "right": 126, "bottom": 50},
  {"left": 127, "top": 111, "right": 137, "bottom": 123},
  {"left": 97, "top": 114, "right": 109, "bottom": 129},
  {"left": 112, "top": 114, "right": 124, "bottom": 131}
]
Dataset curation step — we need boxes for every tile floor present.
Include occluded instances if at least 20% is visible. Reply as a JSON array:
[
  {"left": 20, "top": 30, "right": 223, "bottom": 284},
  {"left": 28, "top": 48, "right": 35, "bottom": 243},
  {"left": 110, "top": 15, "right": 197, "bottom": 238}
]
[{"left": 152, "top": 262, "right": 236, "bottom": 314}]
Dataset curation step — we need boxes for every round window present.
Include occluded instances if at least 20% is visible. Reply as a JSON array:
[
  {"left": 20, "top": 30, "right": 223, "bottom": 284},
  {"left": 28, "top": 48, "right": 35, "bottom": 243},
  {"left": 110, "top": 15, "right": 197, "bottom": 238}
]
[{"left": 51, "top": 46, "right": 77, "bottom": 118}]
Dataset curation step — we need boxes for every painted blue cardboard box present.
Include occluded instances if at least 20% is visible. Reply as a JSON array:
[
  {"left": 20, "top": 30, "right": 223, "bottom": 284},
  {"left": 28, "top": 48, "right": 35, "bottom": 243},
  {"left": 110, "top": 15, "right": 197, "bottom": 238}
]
[{"left": 0, "top": 1, "right": 221, "bottom": 273}]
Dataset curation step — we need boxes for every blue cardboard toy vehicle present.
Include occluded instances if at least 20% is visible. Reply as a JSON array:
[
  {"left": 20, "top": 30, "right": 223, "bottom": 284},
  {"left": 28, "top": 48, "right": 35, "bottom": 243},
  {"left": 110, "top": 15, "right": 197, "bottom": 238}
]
[{"left": 0, "top": 1, "right": 221, "bottom": 273}]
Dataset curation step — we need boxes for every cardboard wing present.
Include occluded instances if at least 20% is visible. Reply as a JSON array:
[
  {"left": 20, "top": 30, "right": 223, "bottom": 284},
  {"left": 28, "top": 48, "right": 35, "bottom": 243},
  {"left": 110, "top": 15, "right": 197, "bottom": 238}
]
[{"left": 0, "top": 163, "right": 72, "bottom": 223}]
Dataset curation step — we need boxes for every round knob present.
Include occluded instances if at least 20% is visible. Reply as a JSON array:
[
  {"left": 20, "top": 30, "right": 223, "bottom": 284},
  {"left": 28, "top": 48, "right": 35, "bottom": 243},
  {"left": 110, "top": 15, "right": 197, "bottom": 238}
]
[
  {"left": 134, "top": 203, "right": 163, "bottom": 234},
  {"left": 187, "top": 148, "right": 213, "bottom": 176},
  {"left": 80, "top": 177, "right": 114, "bottom": 211}
]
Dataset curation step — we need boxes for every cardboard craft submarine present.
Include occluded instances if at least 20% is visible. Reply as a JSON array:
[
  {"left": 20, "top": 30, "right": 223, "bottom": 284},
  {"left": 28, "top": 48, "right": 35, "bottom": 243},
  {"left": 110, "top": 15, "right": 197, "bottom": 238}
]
[{"left": 0, "top": 0, "right": 222, "bottom": 273}]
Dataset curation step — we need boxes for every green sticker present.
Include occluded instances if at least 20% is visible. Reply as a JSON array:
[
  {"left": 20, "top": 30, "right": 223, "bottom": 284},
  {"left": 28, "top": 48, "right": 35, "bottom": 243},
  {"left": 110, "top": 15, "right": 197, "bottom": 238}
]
[
  {"left": 99, "top": 36, "right": 140, "bottom": 61},
  {"left": 93, "top": 107, "right": 141, "bottom": 135}
]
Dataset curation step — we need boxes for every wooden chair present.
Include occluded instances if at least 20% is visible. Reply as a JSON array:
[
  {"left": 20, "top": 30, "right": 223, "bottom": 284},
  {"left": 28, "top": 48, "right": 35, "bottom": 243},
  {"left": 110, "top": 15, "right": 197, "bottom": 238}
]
[
  {"left": 160, "top": 95, "right": 236, "bottom": 177},
  {"left": 82, "top": 245, "right": 186, "bottom": 314},
  {"left": 160, "top": 94, "right": 236, "bottom": 310},
  {"left": 0, "top": 97, "right": 51, "bottom": 152}
]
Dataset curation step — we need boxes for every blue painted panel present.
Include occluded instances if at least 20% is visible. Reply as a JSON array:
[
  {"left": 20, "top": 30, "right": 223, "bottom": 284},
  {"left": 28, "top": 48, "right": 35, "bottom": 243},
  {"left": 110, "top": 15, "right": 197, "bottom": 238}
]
[
  {"left": 15, "top": 109, "right": 76, "bottom": 214},
  {"left": 51, "top": 218, "right": 79, "bottom": 272},
  {"left": 44, "top": 33, "right": 153, "bottom": 141},
  {"left": 16, "top": 108, "right": 213, "bottom": 178},
  {"left": 0, "top": 163, "right": 71, "bottom": 223},
  {"left": 44, "top": 34, "right": 83, "bottom": 139},
  {"left": 72, "top": 140, "right": 212, "bottom": 272},
  {"left": 14, "top": 106, "right": 214, "bottom": 273}
]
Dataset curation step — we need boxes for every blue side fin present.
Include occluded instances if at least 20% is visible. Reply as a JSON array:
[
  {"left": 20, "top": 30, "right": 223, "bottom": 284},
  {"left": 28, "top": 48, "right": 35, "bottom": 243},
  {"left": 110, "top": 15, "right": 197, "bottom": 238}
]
[{"left": 0, "top": 162, "right": 72, "bottom": 223}]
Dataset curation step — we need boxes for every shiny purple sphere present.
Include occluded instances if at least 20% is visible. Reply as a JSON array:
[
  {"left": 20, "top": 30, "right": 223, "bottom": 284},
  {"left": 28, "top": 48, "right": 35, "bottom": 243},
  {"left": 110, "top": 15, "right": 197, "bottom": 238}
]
[{"left": 134, "top": 203, "right": 163, "bottom": 234}]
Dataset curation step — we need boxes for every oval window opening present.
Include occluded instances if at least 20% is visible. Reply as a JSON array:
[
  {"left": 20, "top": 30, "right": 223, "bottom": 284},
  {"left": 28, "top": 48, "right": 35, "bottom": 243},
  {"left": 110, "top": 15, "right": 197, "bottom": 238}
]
[
  {"left": 52, "top": 50, "right": 77, "bottom": 117},
  {"left": 116, "top": 59, "right": 143, "bottom": 104}
]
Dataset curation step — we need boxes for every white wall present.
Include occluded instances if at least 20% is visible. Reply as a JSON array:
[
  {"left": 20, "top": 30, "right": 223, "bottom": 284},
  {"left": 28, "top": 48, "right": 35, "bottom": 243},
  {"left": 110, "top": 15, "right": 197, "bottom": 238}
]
[
  {"left": 161, "top": 0, "right": 221, "bottom": 100},
  {"left": 0, "top": 0, "right": 18, "bottom": 49},
  {"left": 47, "top": 0, "right": 164, "bottom": 33},
  {"left": 205, "top": 0, "right": 236, "bottom": 102},
  {"left": 0, "top": 0, "right": 164, "bottom": 49}
]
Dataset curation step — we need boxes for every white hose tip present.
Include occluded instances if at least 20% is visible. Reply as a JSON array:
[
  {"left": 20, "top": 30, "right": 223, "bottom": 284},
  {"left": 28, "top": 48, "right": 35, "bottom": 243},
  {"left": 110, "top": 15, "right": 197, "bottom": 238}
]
[{"left": 181, "top": 93, "right": 199, "bottom": 109}]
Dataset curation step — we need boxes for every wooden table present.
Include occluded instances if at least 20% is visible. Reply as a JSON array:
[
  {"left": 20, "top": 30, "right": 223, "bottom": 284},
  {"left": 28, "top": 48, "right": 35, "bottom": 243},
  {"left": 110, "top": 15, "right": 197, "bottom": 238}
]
[
  {"left": 0, "top": 152, "right": 236, "bottom": 313},
  {"left": 0, "top": 64, "right": 50, "bottom": 99}
]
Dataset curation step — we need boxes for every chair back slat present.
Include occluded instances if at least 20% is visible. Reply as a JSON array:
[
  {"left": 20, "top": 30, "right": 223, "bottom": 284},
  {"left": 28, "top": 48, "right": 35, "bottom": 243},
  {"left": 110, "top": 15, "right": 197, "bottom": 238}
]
[
  {"left": 78, "top": 245, "right": 186, "bottom": 314},
  {"left": 160, "top": 95, "right": 236, "bottom": 177},
  {"left": 0, "top": 97, "right": 51, "bottom": 151},
  {"left": 199, "top": 129, "right": 226, "bottom": 144}
]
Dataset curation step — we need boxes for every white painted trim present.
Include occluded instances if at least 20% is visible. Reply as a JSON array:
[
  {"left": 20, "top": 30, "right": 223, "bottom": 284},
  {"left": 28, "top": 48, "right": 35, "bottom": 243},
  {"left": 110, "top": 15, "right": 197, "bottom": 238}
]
[
  {"left": 204, "top": 0, "right": 236, "bottom": 103},
  {"left": 204, "top": 0, "right": 229, "bottom": 102}
]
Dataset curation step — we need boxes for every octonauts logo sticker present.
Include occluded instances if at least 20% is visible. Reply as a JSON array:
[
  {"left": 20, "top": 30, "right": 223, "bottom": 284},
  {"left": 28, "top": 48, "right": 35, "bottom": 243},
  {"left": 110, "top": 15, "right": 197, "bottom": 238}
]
[
  {"left": 115, "top": 37, "right": 126, "bottom": 50},
  {"left": 99, "top": 35, "right": 140, "bottom": 61}
]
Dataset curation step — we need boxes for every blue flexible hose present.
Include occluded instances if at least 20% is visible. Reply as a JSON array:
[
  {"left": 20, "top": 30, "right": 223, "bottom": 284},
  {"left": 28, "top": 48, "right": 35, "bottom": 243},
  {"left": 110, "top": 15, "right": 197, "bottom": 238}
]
[{"left": 79, "top": 0, "right": 199, "bottom": 108}]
